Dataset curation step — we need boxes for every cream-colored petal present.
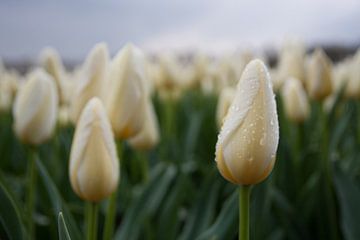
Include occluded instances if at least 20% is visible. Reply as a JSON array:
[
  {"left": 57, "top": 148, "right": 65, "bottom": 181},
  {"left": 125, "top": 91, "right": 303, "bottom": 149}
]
[
  {"left": 215, "top": 59, "right": 279, "bottom": 185},
  {"left": 69, "top": 97, "right": 119, "bottom": 202}
]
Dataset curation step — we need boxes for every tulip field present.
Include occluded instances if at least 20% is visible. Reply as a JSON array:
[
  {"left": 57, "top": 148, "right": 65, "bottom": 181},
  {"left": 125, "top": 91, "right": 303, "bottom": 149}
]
[{"left": 0, "top": 41, "right": 360, "bottom": 240}]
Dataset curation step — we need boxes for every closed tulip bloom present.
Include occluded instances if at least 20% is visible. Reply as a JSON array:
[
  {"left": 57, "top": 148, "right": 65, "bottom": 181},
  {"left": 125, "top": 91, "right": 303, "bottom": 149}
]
[
  {"left": 39, "top": 47, "right": 67, "bottom": 103},
  {"left": 129, "top": 100, "right": 160, "bottom": 151},
  {"left": 69, "top": 98, "right": 119, "bottom": 202},
  {"left": 305, "top": 49, "right": 333, "bottom": 100},
  {"left": 346, "top": 49, "right": 360, "bottom": 99},
  {"left": 282, "top": 78, "right": 309, "bottom": 123},
  {"left": 215, "top": 59, "right": 279, "bottom": 185},
  {"left": 216, "top": 87, "right": 236, "bottom": 128},
  {"left": 70, "top": 43, "right": 109, "bottom": 123},
  {"left": 13, "top": 69, "right": 58, "bottom": 145},
  {"left": 105, "top": 43, "right": 147, "bottom": 139},
  {"left": 277, "top": 40, "right": 306, "bottom": 84}
]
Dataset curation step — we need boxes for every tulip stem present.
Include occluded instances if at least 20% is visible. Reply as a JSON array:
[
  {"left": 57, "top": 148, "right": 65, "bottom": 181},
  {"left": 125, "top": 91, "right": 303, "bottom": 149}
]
[
  {"left": 102, "top": 141, "right": 123, "bottom": 240},
  {"left": 239, "top": 185, "right": 252, "bottom": 240},
  {"left": 86, "top": 202, "right": 98, "bottom": 240},
  {"left": 26, "top": 148, "right": 37, "bottom": 240},
  {"left": 102, "top": 190, "right": 118, "bottom": 240}
]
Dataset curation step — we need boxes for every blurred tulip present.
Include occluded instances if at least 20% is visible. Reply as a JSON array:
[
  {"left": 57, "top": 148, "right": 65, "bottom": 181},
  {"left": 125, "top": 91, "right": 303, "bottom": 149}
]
[
  {"left": 58, "top": 105, "right": 70, "bottom": 127},
  {"left": 305, "top": 49, "right": 333, "bottom": 100},
  {"left": 105, "top": 43, "right": 147, "bottom": 139},
  {"left": 332, "top": 60, "right": 350, "bottom": 95},
  {"left": 215, "top": 59, "right": 279, "bottom": 185},
  {"left": 13, "top": 69, "right": 58, "bottom": 145},
  {"left": 282, "top": 78, "right": 310, "bottom": 123},
  {"left": 70, "top": 43, "right": 109, "bottom": 123},
  {"left": 0, "top": 70, "right": 19, "bottom": 112},
  {"left": 39, "top": 47, "right": 67, "bottom": 104},
  {"left": 129, "top": 101, "right": 159, "bottom": 151},
  {"left": 216, "top": 87, "right": 236, "bottom": 128},
  {"left": 346, "top": 49, "right": 360, "bottom": 99},
  {"left": 69, "top": 98, "right": 119, "bottom": 202},
  {"left": 277, "top": 39, "right": 306, "bottom": 85}
]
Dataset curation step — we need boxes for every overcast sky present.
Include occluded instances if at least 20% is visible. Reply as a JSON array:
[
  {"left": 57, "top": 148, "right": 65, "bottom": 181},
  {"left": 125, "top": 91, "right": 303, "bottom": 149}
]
[{"left": 0, "top": 0, "right": 359, "bottom": 60}]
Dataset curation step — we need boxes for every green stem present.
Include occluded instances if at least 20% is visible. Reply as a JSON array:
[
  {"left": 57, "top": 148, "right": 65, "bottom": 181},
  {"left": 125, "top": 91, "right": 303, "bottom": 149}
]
[
  {"left": 102, "top": 141, "right": 123, "bottom": 240},
  {"left": 102, "top": 191, "right": 118, "bottom": 240},
  {"left": 239, "top": 185, "right": 252, "bottom": 240},
  {"left": 27, "top": 148, "right": 37, "bottom": 240},
  {"left": 138, "top": 151, "right": 149, "bottom": 183},
  {"left": 320, "top": 103, "right": 338, "bottom": 240},
  {"left": 86, "top": 202, "right": 99, "bottom": 240}
]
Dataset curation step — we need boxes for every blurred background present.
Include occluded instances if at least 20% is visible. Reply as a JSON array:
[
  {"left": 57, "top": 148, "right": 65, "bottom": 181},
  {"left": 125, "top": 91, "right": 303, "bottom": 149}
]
[
  {"left": 1, "top": 1, "right": 360, "bottom": 240},
  {"left": 1, "top": 0, "right": 360, "bottom": 64}
]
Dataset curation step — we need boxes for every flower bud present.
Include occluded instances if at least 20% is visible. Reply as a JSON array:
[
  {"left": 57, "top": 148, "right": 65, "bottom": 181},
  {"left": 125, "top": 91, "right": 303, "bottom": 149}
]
[
  {"left": 281, "top": 78, "right": 309, "bottom": 123},
  {"left": 105, "top": 43, "right": 147, "bottom": 139},
  {"left": 305, "top": 49, "right": 333, "bottom": 100},
  {"left": 58, "top": 105, "right": 70, "bottom": 127},
  {"left": 69, "top": 97, "right": 119, "bottom": 202},
  {"left": 70, "top": 43, "right": 109, "bottom": 123},
  {"left": 216, "top": 87, "right": 235, "bottom": 128},
  {"left": 13, "top": 69, "right": 58, "bottom": 145},
  {"left": 346, "top": 49, "right": 360, "bottom": 99},
  {"left": 0, "top": 70, "right": 19, "bottom": 112},
  {"left": 39, "top": 47, "right": 67, "bottom": 104},
  {"left": 129, "top": 100, "right": 159, "bottom": 151},
  {"left": 277, "top": 40, "right": 306, "bottom": 84},
  {"left": 215, "top": 59, "right": 279, "bottom": 185}
]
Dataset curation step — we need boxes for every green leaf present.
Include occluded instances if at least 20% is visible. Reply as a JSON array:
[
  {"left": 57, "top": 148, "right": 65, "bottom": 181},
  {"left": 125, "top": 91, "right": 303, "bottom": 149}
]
[
  {"left": 58, "top": 212, "right": 71, "bottom": 240},
  {"left": 0, "top": 172, "right": 26, "bottom": 240},
  {"left": 36, "top": 159, "right": 82, "bottom": 240},
  {"left": 115, "top": 163, "right": 176, "bottom": 240},
  {"left": 196, "top": 190, "right": 238, "bottom": 240},
  {"left": 334, "top": 167, "right": 360, "bottom": 240},
  {"left": 179, "top": 177, "right": 220, "bottom": 240}
]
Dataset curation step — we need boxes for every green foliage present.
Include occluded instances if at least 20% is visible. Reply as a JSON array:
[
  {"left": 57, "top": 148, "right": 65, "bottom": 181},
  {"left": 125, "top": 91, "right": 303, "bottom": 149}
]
[{"left": 0, "top": 90, "right": 360, "bottom": 239}]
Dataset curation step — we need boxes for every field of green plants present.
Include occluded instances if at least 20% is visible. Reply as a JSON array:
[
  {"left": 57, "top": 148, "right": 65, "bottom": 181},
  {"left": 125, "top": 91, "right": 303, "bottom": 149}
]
[{"left": 0, "top": 41, "right": 360, "bottom": 240}]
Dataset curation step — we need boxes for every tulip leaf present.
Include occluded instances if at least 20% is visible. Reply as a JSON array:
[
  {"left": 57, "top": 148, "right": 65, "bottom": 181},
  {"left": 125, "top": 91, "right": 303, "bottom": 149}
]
[
  {"left": 0, "top": 172, "right": 26, "bottom": 240},
  {"left": 58, "top": 212, "right": 71, "bottom": 240},
  {"left": 196, "top": 190, "right": 238, "bottom": 240},
  {"left": 156, "top": 173, "right": 189, "bottom": 240},
  {"left": 334, "top": 167, "right": 360, "bottom": 240},
  {"left": 179, "top": 176, "right": 220, "bottom": 240},
  {"left": 115, "top": 164, "right": 176, "bottom": 240},
  {"left": 36, "top": 159, "right": 82, "bottom": 240}
]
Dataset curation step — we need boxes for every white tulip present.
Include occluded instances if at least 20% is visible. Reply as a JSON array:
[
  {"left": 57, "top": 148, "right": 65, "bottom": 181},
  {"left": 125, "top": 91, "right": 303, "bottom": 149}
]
[
  {"left": 282, "top": 78, "right": 309, "bottom": 123},
  {"left": 70, "top": 43, "right": 109, "bottom": 123},
  {"left": 105, "top": 43, "right": 147, "bottom": 139},
  {"left": 215, "top": 59, "right": 279, "bottom": 185},
  {"left": 69, "top": 97, "right": 119, "bottom": 202},
  {"left": 129, "top": 101, "right": 160, "bottom": 151},
  {"left": 305, "top": 49, "right": 333, "bottom": 100},
  {"left": 13, "top": 69, "right": 58, "bottom": 145}
]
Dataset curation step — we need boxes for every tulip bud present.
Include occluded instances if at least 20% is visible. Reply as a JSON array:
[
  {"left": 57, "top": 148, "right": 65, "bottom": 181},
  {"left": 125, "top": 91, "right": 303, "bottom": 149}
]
[
  {"left": 128, "top": 101, "right": 159, "bottom": 151},
  {"left": 216, "top": 87, "right": 236, "bottom": 128},
  {"left": 277, "top": 40, "right": 306, "bottom": 84},
  {"left": 13, "top": 69, "right": 58, "bottom": 145},
  {"left": 39, "top": 47, "right": 67, "bottom": 103},
  {"left": 58, "top": 105, "right": 70, "bottom": 127},
  {"left": 69, "top": 97, "right": 119, "bottom": 202},
  {"left": 105, "top": 43, "right": 147, "bottom": 139},
  {"left": 305, "top": 49, "right": 333, "bottom": 100},
  {"left": 346, "top": 49, "right": 360, "bottom": 99},
  {"left": 281, "top": 78, "right": 309, "bottom": 123},
  {"left": 70, "top": 43, "right": 109, "bottom": 123},
  {"left": 0, "top": 71, "right": 19, "bottom": 112},
  {"left": 215, "top": 59, "right": 279, "bottom": 185}
]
